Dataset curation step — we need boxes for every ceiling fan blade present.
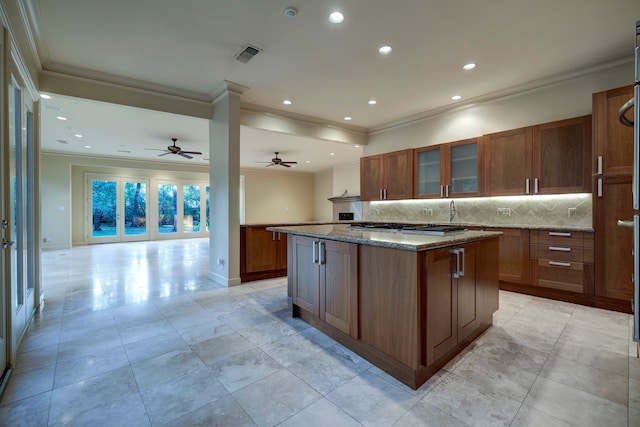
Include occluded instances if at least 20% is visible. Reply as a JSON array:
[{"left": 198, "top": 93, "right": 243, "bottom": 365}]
[
  {"left": 179, "top": 153, "right": 193, "bottom": 159},
  {"left": 281, "top": 161, "right": 298, "bottom": 165},
  {"left": 144, "top": 148, "right": 166, "bottom": 151},
  {"left": 281, "top": 163, "right": 292, "bottom": 167},
  {"left": 158, "top": 151, "right": 171, "bottom": 157},
  {"left": 180, "top": 151, "right": 202, "bottom": 155},
  {"left": 255, "top": 161, "right": 272, "bottom": 163},
  {"left": 265, "top": 163, "right": 275, "bottom": 167}
]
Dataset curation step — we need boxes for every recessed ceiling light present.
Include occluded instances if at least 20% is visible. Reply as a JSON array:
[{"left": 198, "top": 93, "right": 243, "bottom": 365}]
[
  {"left": 463, "top": 63, "right": 476, "bottom": 71},
  {"left": 329, "top": 11, "right": 344, "bottom": 24},
  {"left": 378, "top": 45, "right": 393, "bottom": 55},
  {"left": 40, "top": 94, "right": 51, "bottom": 99},
  {"left": 74, "top": 134, "right": 83, "bottom": 138},
  {"left": 56, "top": 116, "right": 67, "bottom": 121},
  {"left": 305, "top": 160, "right": 311, "bottom": 163},
  {"left": 84, "top": 145, "right": 91, "bottom": 149},
  {"left": 282, "top": 99, "right": 292, "bottom": 105},
  {"left": 368, "top": 99, "right": 377, "bottom": 105},
  {"left": 355, "top": 145, "right": 360, "bottom": 148},
  {"left": 330, "top": 152, "right": 335, "bottom": 156},
  {"left": 344, "top": 116, "right": 352, "bottom": 121},
  {"left": 451, "top": 95, "right": 462, "bottom": 101}
]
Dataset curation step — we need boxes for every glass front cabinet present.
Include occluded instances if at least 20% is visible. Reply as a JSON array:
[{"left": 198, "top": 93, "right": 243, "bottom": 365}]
[{"left": 414, "top": 138, "right": 483, "bottom": 198}]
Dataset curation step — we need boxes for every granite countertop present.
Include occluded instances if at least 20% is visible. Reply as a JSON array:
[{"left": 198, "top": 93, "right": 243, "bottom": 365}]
[
  {"left": 241, "top": 221, "right": 346, "bottom": 228},
  {"left": 267, "top": 224, "right": 503, "bottom": 252},
  {"left": 447, "top": 222, "right": 594, "bottom": 232}
]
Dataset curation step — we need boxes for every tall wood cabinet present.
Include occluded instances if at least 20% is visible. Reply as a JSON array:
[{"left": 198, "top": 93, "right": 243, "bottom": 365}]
[
  {"left": 484, "top": 116, "right": 591, "bottom": 196},
  {"left": 414, "top": 138, "right": 482, "bottom": 198},
  {"left": 361, "top": 149, "right": 413, "bottom": 200},
  {"left": 241, "top": 226, "right": 287, "bottom": 282},
  {"left": 593, "top": 85, "right": 635, "bottom": 303}
]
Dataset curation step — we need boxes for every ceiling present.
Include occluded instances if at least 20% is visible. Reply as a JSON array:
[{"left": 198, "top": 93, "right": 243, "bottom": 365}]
[{"left": 29, "top": 0, "right": 640, "bottom": 171}]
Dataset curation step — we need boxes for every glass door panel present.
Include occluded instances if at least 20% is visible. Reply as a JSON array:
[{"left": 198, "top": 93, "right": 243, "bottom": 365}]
[
  {"left": 91, "top": 179, "right": 118, "bottom": 241},
  {"left": 124, "top": 181, "right": 147, "bottom": 237},
  {"left": 450, "top": 142, "right": 478, "bottom": 194},
  {"left": 416, "top": 148, "right": 441, "bottom": 196},
  {"left": 183, "top": 185, "right": 200, "bottom": 233},
  {"left": 206, "top": 186, "right": 210, "bottom": 232},
  {"left": 158, "top": 184, "right": 177, "bottom": 234}
]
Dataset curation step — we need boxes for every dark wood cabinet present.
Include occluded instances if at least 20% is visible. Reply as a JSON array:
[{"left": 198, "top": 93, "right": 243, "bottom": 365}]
[
  {"left": 289, "top": 235, "right": 358, "bottom": 336},
  {"left": 414, "top": 138, "right": 482, "bottom": 198},
  {"left": 240, "top": 226, "right": 287, "bottom": 282},
  {"left": 496, "top": 228, "right": 530, "bottom": 285},
  {"left": 360, "top": 149, "right": 413, "bottom": 200},
  {"left": 533, "top": 115, "right": 592, "bottom": 194},
  {"left": 485, "top": 116, "right": 591, "bottom": 196},
  {"left": 593, "top": 85, "right": 635, "bottom": 305}
]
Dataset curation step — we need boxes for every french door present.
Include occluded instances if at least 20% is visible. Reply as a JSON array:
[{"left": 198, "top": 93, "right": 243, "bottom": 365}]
[
  {"left": 87, "top": 175, "right": 150, "bottom": 244},
  {"left": 0, "top": 30, "right": 7, "bottom": 384}
]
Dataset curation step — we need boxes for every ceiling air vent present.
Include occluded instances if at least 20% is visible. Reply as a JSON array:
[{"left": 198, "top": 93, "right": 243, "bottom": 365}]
[{"left": 235, "top": 44, "right": 261, "bottom": 63}]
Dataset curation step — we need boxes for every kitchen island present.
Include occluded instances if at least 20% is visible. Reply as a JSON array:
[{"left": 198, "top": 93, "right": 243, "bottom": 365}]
[{"left": 268, "top": 224, "right": 502, "bottom": 389}]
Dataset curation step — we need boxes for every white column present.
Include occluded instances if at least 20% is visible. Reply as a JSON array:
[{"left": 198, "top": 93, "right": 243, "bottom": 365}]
[{"left": 208, "top": 82, "right": 243, "bottom": 286}]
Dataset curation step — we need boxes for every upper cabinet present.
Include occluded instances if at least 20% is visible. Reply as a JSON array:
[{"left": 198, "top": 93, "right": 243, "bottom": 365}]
[
  {"left": 414, "top": 138, "right": 483, "bottom": 198},
  {"left": 360, "top": 149, "right": 413, "bottom": 201},
  {"left": 485, "top": 115, "right": 592, "bottom": 196}
]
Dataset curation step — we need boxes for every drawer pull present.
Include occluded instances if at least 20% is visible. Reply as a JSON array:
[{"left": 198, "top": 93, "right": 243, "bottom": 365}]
[
  {"left": 549, "top": 261, "right": 571, "bottom": 267},
  {"left": 548, "top": 232, "right": 571, "bottom": 237},
  {"left": 549, "top": 246, "right": 571, "bottom": 252}
]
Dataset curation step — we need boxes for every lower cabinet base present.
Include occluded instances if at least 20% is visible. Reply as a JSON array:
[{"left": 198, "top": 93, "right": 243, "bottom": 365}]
[
  {"left": 500, "top": 281, "right": 632, "bottom": 313},
  {"left": 293, "top": 304, "right": 493, "bottom": 390},
  {"left": 240, "top": 269, "right": 286, "bottom": 283}
]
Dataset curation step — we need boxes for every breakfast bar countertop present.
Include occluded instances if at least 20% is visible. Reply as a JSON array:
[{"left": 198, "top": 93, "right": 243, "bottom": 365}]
[{"left": 267, "top": 224, "right": 502, "bottom": 252}]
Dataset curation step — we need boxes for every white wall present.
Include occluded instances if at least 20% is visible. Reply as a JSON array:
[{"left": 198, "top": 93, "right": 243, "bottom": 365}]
[
  {"left": 332, "top": 161, "right": 360, "bottom": 197},
  {"left": 314, "top": 169, "right": 333, "bottom": 221},
  {"left": 241, "top": 168, "right": 315, "bottom": 224},
  {"left": 365, "top": 62, "right": 634, "bottom": 155}
]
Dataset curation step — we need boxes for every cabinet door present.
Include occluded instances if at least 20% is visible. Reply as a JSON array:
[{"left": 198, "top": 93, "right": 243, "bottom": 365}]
[
  {"left": 384, "top": 149, "right": 413, "bottom": 199},
  {"left": 593, "top": 85, "right": 634, "bottom": 177},
  {"left": 533, "top": 115, "right": 592, "bottom": 194},
  {"left": 485, "top": 127, "right": 533, "bottom": 195},
  {"left": 496, "top": 229, "right": 530, "bottom": 285},
  {"left": 426, "top": 247, "right": 457, "bottom": 365},
  {"left": 245, "top": 227, "right": 277, "bottom": 273},
  {"left": 414, "top": 146, "right": 444, "bottom": 198},
  {"left": 457, "top": 244, "right": 477, "bottom": 342},
  {"left": 360, "top": 155, "right": 384, "bottom": 201},
  {"left": 290, "top": 236, "right": 320, "bottom": 316},
  {"left": 275, "top": 232, "right": 287, "bottom": 270},
  {"left": 595, "top": 175, "right": 634, "bottom": 301},
  {"left": 319, "top": 240, "right": 358, "bottom": 337},
  {"left": 449, "top": 139, "right": 482, "bottom": 197}
]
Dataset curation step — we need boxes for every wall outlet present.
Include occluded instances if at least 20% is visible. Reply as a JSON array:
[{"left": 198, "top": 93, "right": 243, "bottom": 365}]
[
  {"left": 42, "top": 237, "right": 49, "bottom": 243},
  {"left": 568, "top": 207, "right": 577, "bottom": 217},
  {"left": 497, "top": 207, "right": 511, "bottom": 217},
  {"left": 422, "top": 208, "right": 433, "bottom": 216},
  {"left": 217, "top": 258, "right": 224, "bottom": 266}
]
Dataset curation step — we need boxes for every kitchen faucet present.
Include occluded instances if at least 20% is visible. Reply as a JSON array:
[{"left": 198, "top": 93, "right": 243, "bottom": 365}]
[{"left": 449, "top": 200, "right": 456, "bottom": 222}]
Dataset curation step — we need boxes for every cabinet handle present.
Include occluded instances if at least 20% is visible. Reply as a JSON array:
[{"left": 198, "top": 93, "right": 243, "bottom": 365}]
[
  {"left": 440, "top": 185, "right": 444, "bottom": 198},
  {"left": 451, "top": 249, "right": 460, "bottom": 278},
  {"left": 272, "top": 231, "right": 276, "bottom": 241},
  {"left": 549, "top": 246, "right": 571, "bottom": 252},
  {"left": 534, "top": 178, "right": 539, "bottom": 194},
  {"left": 525, "top": 178, "right": 530, "bottom": 194},
  {"left": 548, "top": 232, "right": 571, "bottom": 237},
  {"left": 384, "top": 189, "right": 388, "bottom": 199},
  {"left": 379, "top": 189, "right": 383, "bottom": 200},
  {"left": 446, "top": 185, "right": 449, "bottom": 198},
  {"left": 549, "top": 261, "right": 571, "bottom": 267},
  {"left": 319, "top": 241, "right": 325, "bottom": 265},
  {"left": 597, "top": 156, "right": 603, "bottom": 175},
  {"left": 277, "top": 232, "right": 281, "bottom": 241},
  {"left": 312, "top": 241, "right": 319, "bottom": 264},
  {"left": 597, "top": 178, "right": 603, "bottom": 197},
  {"left": 459, "top": 248, "right": 465, "bottom": 277}
]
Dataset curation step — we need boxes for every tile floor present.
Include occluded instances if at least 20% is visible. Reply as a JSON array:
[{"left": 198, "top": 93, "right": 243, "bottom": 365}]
[{"left": 0, "top": 238, "right": 638, "bottom": 426}]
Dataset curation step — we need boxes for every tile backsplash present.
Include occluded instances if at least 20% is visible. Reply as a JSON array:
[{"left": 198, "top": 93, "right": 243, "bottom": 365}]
[{"left": 361, "top": 193, "right": 592, "bottom": 229}]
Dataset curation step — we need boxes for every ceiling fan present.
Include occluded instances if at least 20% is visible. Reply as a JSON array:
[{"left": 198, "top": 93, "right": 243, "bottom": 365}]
[
  {"left": 145, "top": 138, "right": 202, "bottom": 159},
  {"left": 256, "top": 152, "right": 298, "bottom": 168}
]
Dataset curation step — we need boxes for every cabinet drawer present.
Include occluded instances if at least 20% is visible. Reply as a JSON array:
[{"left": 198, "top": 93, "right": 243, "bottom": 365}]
[
  {"left": 530, "top": 230, "right": 584, "bottom": 246},
  {"left": 531, "top": 259, "right": 584, "bottom": 293},
  {"left": 530, "top": 244, "right": 586, "bottom": 262}
]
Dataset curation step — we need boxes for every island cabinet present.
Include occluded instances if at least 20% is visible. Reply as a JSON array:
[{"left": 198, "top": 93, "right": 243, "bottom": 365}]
[
  {"left": 484, "top": 115, "right": 592, "bottom": 196},
  {"left": 360, "top": 149, "right": 413, "bottom": 201},
  {"left": 240, "top": 226, "right": 287, "bottom": 282},
  {"left": 414, "top": 138, "right": 483, "bottom": 199},
  {"left": 289, "top": 235, "right": 358, "bottom": 337},
  {"left": 285, "top": 227, "right": 500, "bottom": 389}
]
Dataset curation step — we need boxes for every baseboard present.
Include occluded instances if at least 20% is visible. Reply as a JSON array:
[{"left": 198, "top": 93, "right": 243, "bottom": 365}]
[{"left": 208, "top": 271, "right": 242, "bottom": 287}]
